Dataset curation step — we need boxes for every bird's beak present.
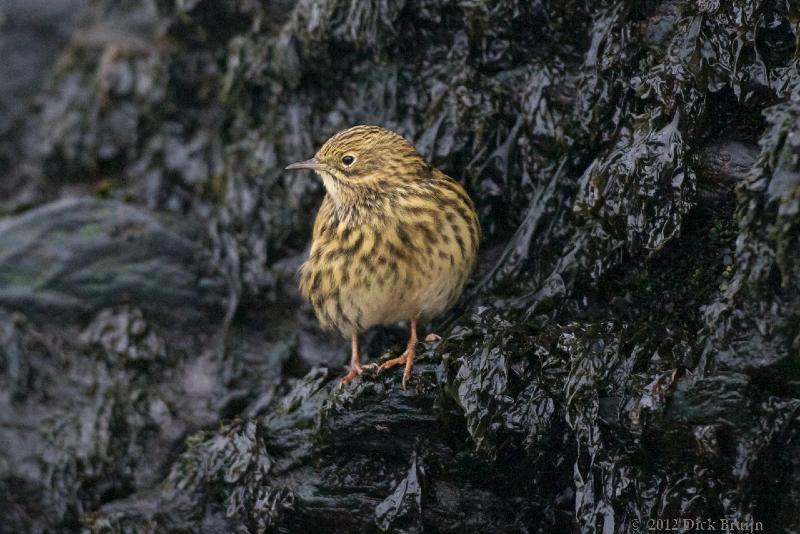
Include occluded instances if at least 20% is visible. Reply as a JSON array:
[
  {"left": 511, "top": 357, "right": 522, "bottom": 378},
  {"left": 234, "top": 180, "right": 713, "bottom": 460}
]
[{"left": 285, "top": 157, "right": 324, "bottom": 171}]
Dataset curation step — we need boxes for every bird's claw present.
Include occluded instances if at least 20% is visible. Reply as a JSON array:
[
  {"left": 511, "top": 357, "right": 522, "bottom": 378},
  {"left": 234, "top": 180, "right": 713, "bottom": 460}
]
[
  {"left": 374, "top": 347, "right": 416, "bottom": 390},
  {"left": 375, "top": 351, "right": 409, "bottom": 373},
  {"left": 339, "top": 363, "right": 364, "bottom": 386},
  {"left": 401, "top": 368, "right": 412, "bottom": 390},
  {"left": 338, "top": 361, "right": 383, "bottom": 388}
]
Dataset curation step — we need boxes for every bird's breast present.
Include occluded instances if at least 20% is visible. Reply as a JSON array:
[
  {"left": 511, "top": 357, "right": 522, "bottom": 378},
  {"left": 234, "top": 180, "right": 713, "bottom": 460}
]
[{"left": 300, "top": 177, "right": 479, "bottom": 335}]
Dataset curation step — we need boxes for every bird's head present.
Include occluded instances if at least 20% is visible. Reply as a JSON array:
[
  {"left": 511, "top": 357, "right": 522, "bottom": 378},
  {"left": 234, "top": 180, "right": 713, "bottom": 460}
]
[{"left": 285, "top": 125, "right": 428, "bottom": 207}]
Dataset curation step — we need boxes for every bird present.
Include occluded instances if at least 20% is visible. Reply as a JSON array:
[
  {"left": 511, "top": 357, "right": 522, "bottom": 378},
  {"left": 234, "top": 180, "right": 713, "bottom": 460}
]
[{"left": 285, "top": 125, "right": 479, "bottom": 389}]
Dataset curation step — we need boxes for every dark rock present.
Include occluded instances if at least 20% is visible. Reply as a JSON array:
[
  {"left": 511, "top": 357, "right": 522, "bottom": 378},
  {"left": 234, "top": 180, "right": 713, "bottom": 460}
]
[
  {"left": 0, "top": 310, "right": 31, "bottom": 401},
  {"left": 0, "top": 0, "right": 87, "bottom": 214},
  {"left": 0, "top": 305, "right": 233, "bottom": 531},
  {"left": 0, "top": 197, "right": 222, "bottom": 323},
  {"left": 0, "top": 0, "right": 85, "bottom": 132},
  {"left": 374, "top": 451, "right": 424, "bottom": 533},
  {"left": 667, "top": 373, "right": 754, "bottom": 427},
  {"left": 81, "top": 305, "right": 167, "bottom": 365},
  {"left": 696, "top": 140, "right": 759, "bottom": 195}
]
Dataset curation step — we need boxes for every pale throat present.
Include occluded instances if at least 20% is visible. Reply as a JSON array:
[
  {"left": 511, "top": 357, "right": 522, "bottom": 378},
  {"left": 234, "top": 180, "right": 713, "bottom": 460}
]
[
  {"left": 316, "top": 169, "right": 387, "bottom": 225},
  {"left": 318, "top": 171, "right": 342, "bottom": 204}
]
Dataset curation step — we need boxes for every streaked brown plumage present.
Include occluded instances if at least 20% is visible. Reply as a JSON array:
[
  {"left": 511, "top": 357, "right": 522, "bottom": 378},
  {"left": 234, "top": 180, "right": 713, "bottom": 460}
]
[{"left": 286, "top": 125, "right": 479, "bottom": 388}]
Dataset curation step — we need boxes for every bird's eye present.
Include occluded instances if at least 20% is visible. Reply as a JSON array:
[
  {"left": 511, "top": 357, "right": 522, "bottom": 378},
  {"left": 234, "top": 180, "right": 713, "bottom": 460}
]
[{"left": 341, "top": 155, "right": 355, "bottom": 166}]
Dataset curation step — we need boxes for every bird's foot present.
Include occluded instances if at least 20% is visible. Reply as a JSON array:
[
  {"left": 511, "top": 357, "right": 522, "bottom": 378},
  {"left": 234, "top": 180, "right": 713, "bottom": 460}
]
[
  {"left": 377, "top": 346, "right": 417, "bottom": 389},
  {"left": 424, "top": 333, "right": 442, "bottom": 342},
  {"left": 377, "top": 351, "right": 408, "bottom": 371},
  {"left": 340, "top": 361, "right": 365, "bottom": 386}
]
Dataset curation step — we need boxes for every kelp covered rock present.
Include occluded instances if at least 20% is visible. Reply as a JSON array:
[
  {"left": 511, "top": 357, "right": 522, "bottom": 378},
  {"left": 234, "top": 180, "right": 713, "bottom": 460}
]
[
  {"left": 0, "top": 0, "right": 799, "bottom": 532},
  {"left": 0, "top": 198, "right": 220, "bottom": 322}
]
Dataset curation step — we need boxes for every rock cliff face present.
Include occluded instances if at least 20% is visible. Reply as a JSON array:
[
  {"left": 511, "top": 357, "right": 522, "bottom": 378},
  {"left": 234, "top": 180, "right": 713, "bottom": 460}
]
[{"left": 0, "top": 0, "right": 798, "bottom": 532}]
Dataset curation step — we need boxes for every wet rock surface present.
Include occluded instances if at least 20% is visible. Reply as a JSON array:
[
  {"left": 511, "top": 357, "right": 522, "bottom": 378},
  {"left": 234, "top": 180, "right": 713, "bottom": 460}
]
[
  {"left": 0, "top": 197, "right": 220, "bottom": 323},
  {"left": 1, "top": 0, "right": 799, "bottom": 532}
]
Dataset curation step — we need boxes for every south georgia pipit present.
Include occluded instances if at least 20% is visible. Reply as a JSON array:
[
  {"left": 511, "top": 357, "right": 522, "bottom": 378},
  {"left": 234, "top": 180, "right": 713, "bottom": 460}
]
[{"left": 286, "top": 125, "right": 479, "bottom": 389}]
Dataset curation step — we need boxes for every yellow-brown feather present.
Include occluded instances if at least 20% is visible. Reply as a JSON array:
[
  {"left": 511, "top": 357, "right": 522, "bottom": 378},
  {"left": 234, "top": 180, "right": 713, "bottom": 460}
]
[{"left": 298, "top": 126, "right": 479, "bottom": 337}]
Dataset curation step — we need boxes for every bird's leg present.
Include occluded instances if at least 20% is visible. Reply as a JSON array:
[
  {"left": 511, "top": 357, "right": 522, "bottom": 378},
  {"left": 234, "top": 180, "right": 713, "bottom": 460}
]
[
  {"left": 340, "top": 332, "right": 364, "bottom": 385},
  {"left": 378, "top": 318, "right": 418, "bottom": 389}
]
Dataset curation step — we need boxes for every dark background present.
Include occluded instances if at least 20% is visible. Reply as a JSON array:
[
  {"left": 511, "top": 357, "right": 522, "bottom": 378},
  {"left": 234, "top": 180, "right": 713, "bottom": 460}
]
[{"left": 0, "top": 0, "right": 798, "bottom": 532}]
